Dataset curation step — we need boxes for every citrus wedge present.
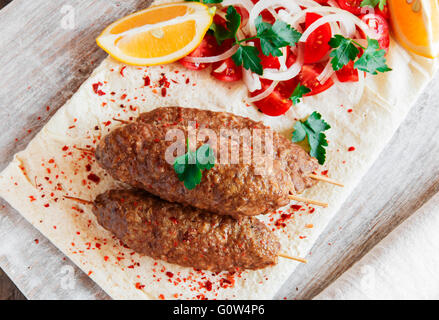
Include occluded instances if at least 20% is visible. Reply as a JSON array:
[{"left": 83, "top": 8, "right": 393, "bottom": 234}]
[
  {"left": 96, "top": 2, "right": 214, "bottom": 66},
  {"left": 389, "top": 0, "right": 439, "bottom": 58}
]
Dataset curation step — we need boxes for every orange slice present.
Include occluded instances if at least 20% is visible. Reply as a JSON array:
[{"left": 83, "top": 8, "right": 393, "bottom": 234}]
[
  {"left": 96, "top": 2, "right": 214, "bottom": 66},
  {"left": 389, "top": 0, "right": 439, "bottom": 58}
]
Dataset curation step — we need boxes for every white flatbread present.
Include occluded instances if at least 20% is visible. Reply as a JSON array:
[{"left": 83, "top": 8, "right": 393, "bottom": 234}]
[{"left": 0, "top": 1, "right": 437, "bottom": 299}]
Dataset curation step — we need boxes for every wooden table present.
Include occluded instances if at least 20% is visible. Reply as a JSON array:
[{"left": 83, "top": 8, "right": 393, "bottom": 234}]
[
  {"left": 0, "top": 0, "right": 438, "bottom": 300},
  {"left": 0, "top": 0, "right": 25, "bottom": 302}
]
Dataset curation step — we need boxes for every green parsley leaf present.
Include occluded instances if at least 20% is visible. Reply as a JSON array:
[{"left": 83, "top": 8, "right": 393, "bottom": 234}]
[
  {"left": 354, "top": 37, "right": 392, "bottom": 75},
  {"left": 173, "top": 142, "right": 216, "bottom": 190},
  {"left": 329, "top": 35, "right": 360, "bottom": 71},
  {"left": 290, "top": 84, "right": 311, "bottom": 105},
  {"left": 232, "top": 45, "right": 263, "bottom": 75},
  {"left": 211, "top": 6, "right": 241, "bottom": 44},
  {"left": 185, "top": 0, "right": 223, "bottom": 3},
  {"left": 255, "top": 16, "right": 302, "bottom": 57},
  {"left": 360, "top": 0, "right": 386, "bottom": 10},
  {"left": 292, "top": 112, "right": 331, "bottom": 165}
]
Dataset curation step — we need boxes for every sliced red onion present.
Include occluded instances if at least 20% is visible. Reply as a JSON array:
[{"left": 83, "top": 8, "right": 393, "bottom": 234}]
[
  {"left": 213, "top": 62, "right": 227, "bottom": 73},
  {"left": 247, "top": 80, "right": 279, "bottom": 102},
  {"left": 222, "top": 0, "right": 254, "bottom": 13},
  {"left": 243, "top": 69, "right": 262, "bottom": 92},
  {"left": 182, "top": 45, "right": 239, "bottom": 64},
  {"left": 261, "top": 46, "right": 304, "bottom": 81},
  {"left": 300, "top": 13, "right": 355, "bottom": 42},
  {"left": 249, "top": 0, "right": 301, "bottom": 34},
  {"left": 317, "top": 59, "right": 335, "bottom": 84}
]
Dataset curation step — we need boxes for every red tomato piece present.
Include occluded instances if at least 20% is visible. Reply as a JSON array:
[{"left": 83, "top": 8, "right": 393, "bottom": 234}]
[
  {"left": 303, "top": 13, "right": 332, "bottom": 64},
  {"left": 251, "top": 0, "right": 276, "bottom": 24},
  {"left": 335, "top": 60, "right": 359, "bottom": 82},
  {"left": 360, "top": 13, "right": 390, "bottom": 52},
  {"left": 337, "top": 0, "right": 363, "bottom": 15},
  {"left": 211, "top": 57, "right": 243, "bottom": 82},
  {"left": 299, "top": 64, "right": 334, "bottom": 96},
  {"left": 375, "top": 5, "right": 390, "bottom": 20},
  {"left": 250, "top": 78, "right": 299, "bottom": 117},
  {"left": 179, "top": 34, "right": 219, "bottom": 70}
]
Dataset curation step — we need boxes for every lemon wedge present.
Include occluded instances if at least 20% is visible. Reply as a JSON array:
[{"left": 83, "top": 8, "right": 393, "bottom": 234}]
[
  {"left": 97, "top": 2, "right": 214, "bottom": 66},
  {"left": 389, "top": 0, "right": 439, "bottom": 58}
]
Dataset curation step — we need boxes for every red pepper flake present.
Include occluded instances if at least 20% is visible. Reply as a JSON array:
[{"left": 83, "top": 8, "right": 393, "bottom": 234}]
[
  {"left": 348, "top": 146, "right": 356, "bottom": 152},
  {"left": 169, "top": 217, "right": 178, "bottom": 225},
  {"left": 158, "top": 74, "right": 170, "bottom": 88},
  {"left": 29, "top": 196, "right": 36, "bottom": 202},
  {"left": 85, "top": 164, "right": 91, "bottom": 172},
  {"left": 161, "top": 87, "right": 167, "bottom": 97},
  {"left": 158, "top": 294, "right": 165, "bottom": 300},
  {"left": 44, "top": 204, "right": 50, "bottom": 208},
  {"left": 120, "top": 94, "right": 127, "bottom": 100},
  {"left": 185, "top": 78, "right": 190, "bottom": 84},
  {"left": 103, "top": 121, "right": 111, "bottom": 127},
  {"left": 46, "top": 106, "right": 50, "bottom": 111},
  {"left": 120, "top": 66, "right": 126, "bottom": 77},
  {"left": 321, "top": 170, "right": 329, "bottom": 176},
  {"left": 347, "top": 109, "right": 353, "bottom": 113},
  {"left": 104, "top": 256, "right": 109, "bottom": 262},
  {"left": 95, "top": 243, "right": 101, "bottom": 249},
  {"left": 87, "top": 173, "right": 101, "bottom": 184},
  {"left": 62, "top": 146, "right": 69, "bottom": 151},
  {"left": 135, "top": 282, "right": 145, "bottom": 290},
  {"left": 34, "top": 239, "right": 39, "bottom": 244},
  {"left": 92, "top": 82, "right": 106, "bottom": 96},
  {"left": 203, "top": 280, "right": 212, "bottom": 291},
  {"left": 165, "top": 271, "right": 174, "bottom": 278},
  {"left": 48, "top": 159, "right": 55, "bottom": 164},
  {"left": 143, "top": 76, "right": 151, "bottom": 86},
  {"left": 88, "top": 271, "right": 93, "bottom": 276}
]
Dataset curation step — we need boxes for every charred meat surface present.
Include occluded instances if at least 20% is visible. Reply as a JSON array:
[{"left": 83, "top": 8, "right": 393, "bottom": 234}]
[
  {"left": 137, "top": 107, "right": 319, "bottom": 193},
  {"left": 93, "top": 189, "right": 280, "bottom": 272},
  {"left": 95, "top": 119, "right": 294, "bottom": 217}
]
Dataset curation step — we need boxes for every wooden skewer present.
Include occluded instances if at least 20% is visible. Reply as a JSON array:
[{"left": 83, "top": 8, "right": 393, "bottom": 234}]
[
  {"left": 289, "top": 195, "right": 328, "bottom": 208},
  {"left": 113, "top": 118, "right": 131, "bottom": 124},
  {"left": 309, "top": 174, "right": 344, "bottom": 187},
  {"left": 278, "top": 253, "right": 307, "bottom": 264},
  {"left": 73, "top": 146, "right": 95, "bottom": 154},
  {"left": 64, "top": 196, "right": 93, "bottom": 205}
]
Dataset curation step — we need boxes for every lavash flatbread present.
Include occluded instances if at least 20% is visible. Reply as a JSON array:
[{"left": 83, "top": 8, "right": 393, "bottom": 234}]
[{"left": 0, "top": 0, "right": 437, "bottom": 299}]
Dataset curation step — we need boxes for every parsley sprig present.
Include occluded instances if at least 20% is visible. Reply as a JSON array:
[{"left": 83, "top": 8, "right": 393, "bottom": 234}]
[
  {"left": 186, "top": 0, "right": 223, "bottom": 3},
  {"left": 329, "top": 35, "right": 392, "bottom": 75},
  {"left": 292, "top": 112, "right": 331, "bottom": 165},
  {"left": 210, "top": 6, "right": 301, "bottom": 75},
  {"left": 360, "top": 0, "right": 387, "bottom": 10},
  {"left": 290, "top": 84, "right": 311, "bottom": 105},
  {"left": 173, "top": 141, "right": 216, "bottom": 190}
]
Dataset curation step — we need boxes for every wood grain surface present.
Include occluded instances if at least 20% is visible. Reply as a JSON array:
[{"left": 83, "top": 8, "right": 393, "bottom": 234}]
[
  {"left": 0, "top": 0, "right": 437, "bottom": 300},
  {"left": 0, "top": 0, "right": 25, "bottom": 301}
]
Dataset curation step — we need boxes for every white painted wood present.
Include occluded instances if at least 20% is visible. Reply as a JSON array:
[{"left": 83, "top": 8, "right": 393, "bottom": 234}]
[{"left": 0, "top": 0, "right": 437, "bottom": 299}]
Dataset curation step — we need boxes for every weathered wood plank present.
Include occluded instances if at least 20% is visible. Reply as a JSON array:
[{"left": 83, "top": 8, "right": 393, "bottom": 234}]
[
  {"left": 0, "top": 0, "right": 152, "bottom": 300},
  {"left": 0, "top": 0, "right": 437, "bottom": 300}
]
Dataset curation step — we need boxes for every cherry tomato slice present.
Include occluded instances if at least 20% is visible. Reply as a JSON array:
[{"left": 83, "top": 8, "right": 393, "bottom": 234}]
[
  {"left": 303, "top": 13, "right": 332, "bottom": 64},
  {"left": 299, "top": 64, "right": 334, "bottom": 96},
  {"left": 335, "top": 60, "right": 359, "bottom": 82},
  {"left": 360, "top": 13, "right": 390, "bottom": 52},
  {"left": 251, "top": 0, "right": 276, "bottom": 24},
  {"left": 250, "top": 78, "right": 298, "bottom": 117},
  {"left": 179, "top": 34, "right": 219, "bottom": 70},
  {"left": 337, "top": 0, "right": 363, "bottom": 15},
  {"left": 211, "top": 57, "right": 243, "bottom": 82},
  {"left": 375, "top": 5, "right": 390, "bottom": 20}
]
